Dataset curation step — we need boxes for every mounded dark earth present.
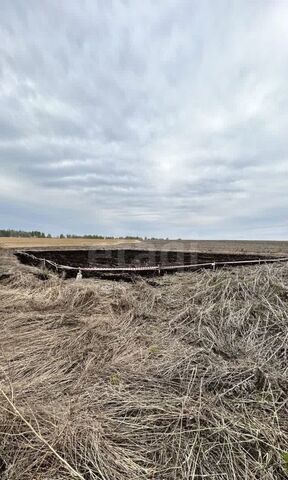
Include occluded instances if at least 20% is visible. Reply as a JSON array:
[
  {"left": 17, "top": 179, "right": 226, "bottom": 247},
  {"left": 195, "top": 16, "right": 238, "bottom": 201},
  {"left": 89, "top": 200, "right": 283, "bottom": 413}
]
[{"left": 16, "top": 248, "right": 272, "bottom": 269}]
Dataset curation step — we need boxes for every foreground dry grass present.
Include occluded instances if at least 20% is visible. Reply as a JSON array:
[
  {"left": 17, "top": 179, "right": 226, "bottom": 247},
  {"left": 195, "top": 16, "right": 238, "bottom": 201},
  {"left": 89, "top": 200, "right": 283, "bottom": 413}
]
[{"left": 0, "top": 260, "right": 288, "bottom": 479}]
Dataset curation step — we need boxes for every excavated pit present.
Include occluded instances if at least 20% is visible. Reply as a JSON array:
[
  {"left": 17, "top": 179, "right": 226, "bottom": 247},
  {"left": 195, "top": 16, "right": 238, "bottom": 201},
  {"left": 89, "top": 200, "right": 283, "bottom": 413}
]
[{"left": 15, "top": 248, "right": 274, "bottom": 280}]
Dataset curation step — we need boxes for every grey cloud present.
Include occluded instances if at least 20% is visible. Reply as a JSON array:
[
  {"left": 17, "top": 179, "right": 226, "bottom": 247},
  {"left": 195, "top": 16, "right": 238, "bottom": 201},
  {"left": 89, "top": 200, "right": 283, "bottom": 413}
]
[
  {"left": 0, "top": 0, "right": 288, "bottom": 238},
  {"left": 0, "top": 118, "right": 23, "bottom": 139}
]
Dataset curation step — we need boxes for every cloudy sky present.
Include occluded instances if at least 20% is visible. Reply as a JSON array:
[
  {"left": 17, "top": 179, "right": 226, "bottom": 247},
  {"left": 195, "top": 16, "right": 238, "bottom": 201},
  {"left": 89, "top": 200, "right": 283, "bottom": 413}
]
[{"left": 0, "top": 0, "right": 288, "bottom": 239}]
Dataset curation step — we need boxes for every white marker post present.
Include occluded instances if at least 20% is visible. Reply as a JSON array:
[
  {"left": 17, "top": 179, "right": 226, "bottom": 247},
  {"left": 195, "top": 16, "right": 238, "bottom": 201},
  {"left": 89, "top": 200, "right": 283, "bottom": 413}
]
[{"left": 76, "top": 269, "right": 82, "bottom": 281}]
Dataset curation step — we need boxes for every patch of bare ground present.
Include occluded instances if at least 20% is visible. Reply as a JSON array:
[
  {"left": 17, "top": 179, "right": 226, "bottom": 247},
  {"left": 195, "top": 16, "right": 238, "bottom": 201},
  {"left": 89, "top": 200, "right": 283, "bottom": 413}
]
[
  {"left": 135, "top": 239, "right": 288, "bottom": 256},
  {"left": 0, "top": 259, "right": 288, "bottom": 479}
]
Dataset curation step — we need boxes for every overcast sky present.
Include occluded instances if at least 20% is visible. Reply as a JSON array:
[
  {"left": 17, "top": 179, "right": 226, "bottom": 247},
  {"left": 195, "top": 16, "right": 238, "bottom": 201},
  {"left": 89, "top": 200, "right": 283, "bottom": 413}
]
[{"left": 0, "top": 0, "right": 288, "bottom": 239}]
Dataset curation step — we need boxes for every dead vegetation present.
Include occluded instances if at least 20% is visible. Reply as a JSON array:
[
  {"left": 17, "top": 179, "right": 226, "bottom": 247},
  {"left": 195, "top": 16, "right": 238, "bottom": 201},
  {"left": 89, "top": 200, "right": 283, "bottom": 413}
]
[
  {"left": 0, "top": 238, "right": 140, "bottom": 249},
  {"left": 0, "top": 259, "right": 288, "bottom": 479}
]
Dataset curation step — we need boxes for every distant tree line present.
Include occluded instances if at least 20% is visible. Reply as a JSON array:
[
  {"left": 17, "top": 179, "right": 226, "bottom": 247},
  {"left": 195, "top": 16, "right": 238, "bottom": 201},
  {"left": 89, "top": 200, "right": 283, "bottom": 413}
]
[
  {"left": 0, "top": 229, "right": 169, "bottom": 241},
  {"left": 0, "top": 229, "right": 51, "bottom": 238},
  {"left": 61, "top": 235, "right": 169, "bottom": 240},
  {"left": 63, "top": 234, "right": 144, "bottom": 240}
]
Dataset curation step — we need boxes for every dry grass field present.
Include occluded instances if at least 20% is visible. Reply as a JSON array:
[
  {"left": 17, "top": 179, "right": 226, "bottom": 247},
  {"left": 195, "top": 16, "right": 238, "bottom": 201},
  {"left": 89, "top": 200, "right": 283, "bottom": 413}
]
[
  {"left": 0, "top": 249, "right": 288, "bottom": 479},
  {"left": 0, "top": 237, "right": 141, "bottom": 250}
]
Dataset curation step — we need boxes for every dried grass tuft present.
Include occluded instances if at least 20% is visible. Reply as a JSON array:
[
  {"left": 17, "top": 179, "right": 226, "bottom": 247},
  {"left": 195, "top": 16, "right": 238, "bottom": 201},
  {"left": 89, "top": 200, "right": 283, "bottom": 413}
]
[{"left": 0, "top": 260, "right": 288, "bottom": 479}]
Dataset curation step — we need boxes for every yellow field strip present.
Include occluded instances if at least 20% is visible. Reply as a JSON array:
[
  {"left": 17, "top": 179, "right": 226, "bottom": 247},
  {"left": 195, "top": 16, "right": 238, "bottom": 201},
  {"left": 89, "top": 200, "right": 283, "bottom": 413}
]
[{"left": 0, "top": 237, "right": 140, "bottom": 249}]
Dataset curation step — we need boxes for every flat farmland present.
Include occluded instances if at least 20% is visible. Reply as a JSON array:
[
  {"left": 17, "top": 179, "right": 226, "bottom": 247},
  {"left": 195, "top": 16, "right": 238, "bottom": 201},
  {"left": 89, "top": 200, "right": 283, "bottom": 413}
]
[
  {"left": 0, "top": 237, "right": 141, "bottom": 249},
  {"left": 1, "top": 237, "right": 288, "bottom": 256},
  {"left": 135, "top": 239, "right": 288, "bottom": 256}
]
